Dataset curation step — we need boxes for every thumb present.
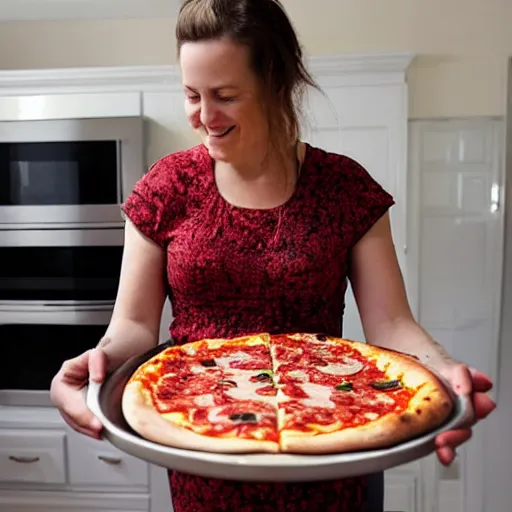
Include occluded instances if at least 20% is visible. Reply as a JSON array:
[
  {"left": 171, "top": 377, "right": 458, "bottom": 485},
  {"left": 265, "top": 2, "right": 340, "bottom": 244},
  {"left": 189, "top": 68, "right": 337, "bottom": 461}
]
[
  {"left": 88, "top": 348, "right": 107, "bottom": 383},
  {"left": 61, "top": 350, "right": 94, "bottom": 383},
  {"left": 451, "top": 364, "right": 473, "bottom": 396}
]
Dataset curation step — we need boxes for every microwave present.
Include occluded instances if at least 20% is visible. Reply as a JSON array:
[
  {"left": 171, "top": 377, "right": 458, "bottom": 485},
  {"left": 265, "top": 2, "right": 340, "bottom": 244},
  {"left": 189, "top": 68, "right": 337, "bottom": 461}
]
[{"left": 0, "top": 116, "right": 144, "bottom": 229}]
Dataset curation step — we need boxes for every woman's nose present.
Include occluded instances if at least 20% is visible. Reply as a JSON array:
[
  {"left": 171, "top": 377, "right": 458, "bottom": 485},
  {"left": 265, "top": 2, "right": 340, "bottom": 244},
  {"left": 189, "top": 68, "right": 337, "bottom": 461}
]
[{"left": 200, "top": 100, "right": 218, "bottom": 127}]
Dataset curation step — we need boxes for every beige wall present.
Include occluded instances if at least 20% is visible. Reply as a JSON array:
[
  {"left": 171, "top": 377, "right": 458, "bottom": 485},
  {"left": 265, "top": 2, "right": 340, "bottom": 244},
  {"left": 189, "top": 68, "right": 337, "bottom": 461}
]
[{"left": 0, "top": 0, "right": 510, "bottom": 118}]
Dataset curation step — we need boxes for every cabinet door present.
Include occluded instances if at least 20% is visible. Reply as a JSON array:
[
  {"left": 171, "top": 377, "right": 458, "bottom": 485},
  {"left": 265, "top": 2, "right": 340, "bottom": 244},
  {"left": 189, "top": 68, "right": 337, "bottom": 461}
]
[
  {"left": 66, "top": 427, "right": 149, "bottom": 489},
  {"left": 302, "top": 81, "right": 409, "bottom": 342},
  {"left": 384, "top": 474, "right": 417, "bottom": 512}
]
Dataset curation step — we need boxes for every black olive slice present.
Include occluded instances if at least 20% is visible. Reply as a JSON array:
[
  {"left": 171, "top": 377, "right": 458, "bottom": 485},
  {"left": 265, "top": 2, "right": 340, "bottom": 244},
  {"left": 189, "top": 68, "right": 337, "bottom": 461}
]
[
  {"left": 369, "top": 379, "right": 402, "bottom": 391},
  {"left": 254, "top": 371, "right": 273, "bottom": 382},
  {"left": 200, "top": 359, "right": 217, "bottom": 367},
  {"left": 229, "top": 412, "right": 257, "bottom": 422},
  {"left": 218, "top": 379, "right": 237, "bottom": 387}
]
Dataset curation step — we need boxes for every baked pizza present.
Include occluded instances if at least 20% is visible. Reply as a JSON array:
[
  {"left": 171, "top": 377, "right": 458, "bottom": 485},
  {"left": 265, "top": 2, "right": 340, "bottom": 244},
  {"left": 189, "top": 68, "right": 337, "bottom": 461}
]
[{"left": 121, "top": 333, "right": 454, "bottom": 454}]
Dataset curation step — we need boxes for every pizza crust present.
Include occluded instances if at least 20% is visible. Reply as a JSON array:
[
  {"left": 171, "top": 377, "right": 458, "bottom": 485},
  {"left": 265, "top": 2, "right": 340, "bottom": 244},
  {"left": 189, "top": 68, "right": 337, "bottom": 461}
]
[{"left": 122, "top": 381, "right": 280, "bottom": 454}]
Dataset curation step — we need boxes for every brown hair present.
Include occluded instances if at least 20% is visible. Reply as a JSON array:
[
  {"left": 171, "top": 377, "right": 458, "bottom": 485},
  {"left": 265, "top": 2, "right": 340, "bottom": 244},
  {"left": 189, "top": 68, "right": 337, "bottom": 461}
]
[{"left": 176, "top": 0, "right": 319, "bottom": 152}]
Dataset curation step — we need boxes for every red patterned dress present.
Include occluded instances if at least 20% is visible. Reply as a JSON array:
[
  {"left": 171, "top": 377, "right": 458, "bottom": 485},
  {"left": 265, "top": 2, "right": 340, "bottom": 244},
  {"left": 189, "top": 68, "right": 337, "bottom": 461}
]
[{"left": 122, "top": 143, "right": 394, "bottom": 512}]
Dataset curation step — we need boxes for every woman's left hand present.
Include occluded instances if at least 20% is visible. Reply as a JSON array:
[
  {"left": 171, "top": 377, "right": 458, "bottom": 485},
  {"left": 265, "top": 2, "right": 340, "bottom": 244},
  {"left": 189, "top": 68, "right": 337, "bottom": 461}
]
[{"left": 434, "top": 362, "right": 496, "bottom": 465}]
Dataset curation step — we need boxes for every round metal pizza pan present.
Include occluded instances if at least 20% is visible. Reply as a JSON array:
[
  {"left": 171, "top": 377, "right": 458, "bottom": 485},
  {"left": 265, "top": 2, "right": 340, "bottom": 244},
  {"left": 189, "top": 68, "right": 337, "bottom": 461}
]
[{"left": 86, "top": 343, "right": 472, "bottom": 483}]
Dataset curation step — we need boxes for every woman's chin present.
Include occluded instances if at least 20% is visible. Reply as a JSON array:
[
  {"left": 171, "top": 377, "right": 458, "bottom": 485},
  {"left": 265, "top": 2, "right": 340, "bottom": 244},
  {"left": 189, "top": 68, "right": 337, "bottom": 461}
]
[{"left": 206, "top": 145, "right": 233, "bottom": 163}]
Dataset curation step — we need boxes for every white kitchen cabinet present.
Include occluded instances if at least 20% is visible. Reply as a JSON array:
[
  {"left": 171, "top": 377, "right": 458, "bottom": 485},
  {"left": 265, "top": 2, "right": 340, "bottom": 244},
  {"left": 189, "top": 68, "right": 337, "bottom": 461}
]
[
  {"left": 0, "top": 429, "right": 66, "bottom": 484},
  {"left": 0, "top": 405, "right": 158, "bottom": 512},
  {"left": 384, "top": 473, "right": 418, "bottom": 512},
  {"left": 66, "top": 429, "right": 150, "bottom": 488}
]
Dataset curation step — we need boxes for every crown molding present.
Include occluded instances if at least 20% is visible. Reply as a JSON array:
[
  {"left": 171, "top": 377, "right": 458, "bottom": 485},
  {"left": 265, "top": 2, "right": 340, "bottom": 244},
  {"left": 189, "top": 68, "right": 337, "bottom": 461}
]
[
  {"left": 0, "top": 53, "right": 415, "bottom": 96},
  {"left": 307, "top": 53, "right": 414, "bottom": 76}
]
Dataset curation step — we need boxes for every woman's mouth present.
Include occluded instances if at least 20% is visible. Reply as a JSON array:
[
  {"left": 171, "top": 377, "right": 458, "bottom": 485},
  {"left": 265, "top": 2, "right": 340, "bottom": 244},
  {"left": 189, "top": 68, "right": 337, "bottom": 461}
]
[{"left": 208, "top": 126, "right": 235, "bottom": 138}]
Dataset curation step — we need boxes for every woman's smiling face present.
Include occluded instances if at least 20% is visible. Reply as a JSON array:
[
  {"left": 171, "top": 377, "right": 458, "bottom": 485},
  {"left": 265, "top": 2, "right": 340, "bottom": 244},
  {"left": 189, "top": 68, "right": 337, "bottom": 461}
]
[{"left": 180, "top": 37, "right": 270, "bottom": 165}]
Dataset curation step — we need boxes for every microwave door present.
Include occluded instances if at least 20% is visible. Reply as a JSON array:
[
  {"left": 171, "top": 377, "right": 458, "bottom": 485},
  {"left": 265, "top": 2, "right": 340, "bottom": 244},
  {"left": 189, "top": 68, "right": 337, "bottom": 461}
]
[
  {"left": 0, "top": 116, "right": 144, "bottom": 229},
  {"left": 0, "top": 138, "right": 121, "bottom": 227}
]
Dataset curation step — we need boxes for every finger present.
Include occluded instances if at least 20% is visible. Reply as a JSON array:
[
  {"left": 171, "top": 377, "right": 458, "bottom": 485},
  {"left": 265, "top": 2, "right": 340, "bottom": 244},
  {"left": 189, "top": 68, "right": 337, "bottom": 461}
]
[
  {"left": 437, "top": 446, "right": 456, "bottom": 466},
  {"left": 89, "top": 348, "right": 107, "bottom": 383},
  {"left": 435, "top": 428, "right": 472, "bottom": 449},
  {"left": 61, "top": 350, "right": 93, "bottom": 383},
  {"left": 59, "top": 388, "right": 103, "bottom": 432},
  {"left": 473, "top": 392, "right": 497, "bottom": 419},
  {"left": 451, "top": 364, "right": 473, "bottom": 396},
  {"left": 469, "top": 368, "right": 494, "bottom": 393},
  {"left": 60, "top": 410, "right": 103, "bottom": 440}
]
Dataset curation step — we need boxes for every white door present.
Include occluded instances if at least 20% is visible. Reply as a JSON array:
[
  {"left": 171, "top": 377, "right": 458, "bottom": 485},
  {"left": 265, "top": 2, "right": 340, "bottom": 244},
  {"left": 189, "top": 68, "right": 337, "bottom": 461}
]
[
  {"left": 302, "top": 81, "right": 409, "bottom": 343},
  {"left": 409, "top": 118, "right": 505, "bottom": 512}
]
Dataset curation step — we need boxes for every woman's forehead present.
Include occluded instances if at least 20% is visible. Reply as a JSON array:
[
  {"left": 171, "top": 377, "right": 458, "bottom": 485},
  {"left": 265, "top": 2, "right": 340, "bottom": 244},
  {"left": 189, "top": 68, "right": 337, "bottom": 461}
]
[{"left": 180, "top": 38, "right": 255, "bottom": 88}]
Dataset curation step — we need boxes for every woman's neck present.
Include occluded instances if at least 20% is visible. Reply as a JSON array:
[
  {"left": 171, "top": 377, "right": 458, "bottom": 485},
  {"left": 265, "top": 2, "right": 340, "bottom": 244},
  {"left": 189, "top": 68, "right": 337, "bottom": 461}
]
[
  {"left": 217, "top": 141, "right": 302, "bottom": 180},
  {"left": 214, "top": 141, "right": 304, "bottom": 209}
]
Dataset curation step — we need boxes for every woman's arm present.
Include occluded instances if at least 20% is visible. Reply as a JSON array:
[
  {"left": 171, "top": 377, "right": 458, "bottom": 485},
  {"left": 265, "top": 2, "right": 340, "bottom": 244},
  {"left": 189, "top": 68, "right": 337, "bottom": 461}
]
[
  {"left": 98, "top": 218, "right": 167, "bottom": 373},
  {"left": 348, "top": 212, "right": 496, "bottom": 465},
  {"left": 348, "top": 211, "right": 453, "bottom": 368}
]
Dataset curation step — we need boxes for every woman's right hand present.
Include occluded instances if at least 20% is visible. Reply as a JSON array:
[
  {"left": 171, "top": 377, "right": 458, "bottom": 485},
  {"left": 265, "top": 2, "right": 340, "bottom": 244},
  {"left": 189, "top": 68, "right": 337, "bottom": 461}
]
[{"left": 50, "top": 348, "right": 106, "bottom": 439}]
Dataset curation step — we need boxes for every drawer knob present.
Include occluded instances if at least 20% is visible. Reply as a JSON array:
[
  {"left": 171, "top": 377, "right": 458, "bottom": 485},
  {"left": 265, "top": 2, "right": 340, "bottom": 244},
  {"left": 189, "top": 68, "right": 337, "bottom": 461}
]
[
  {"left": 98, "top": 455, "right": 122, "bottom": 465},
  {"left": 9, "top": 456, "right": 40, "bottom": 464}
]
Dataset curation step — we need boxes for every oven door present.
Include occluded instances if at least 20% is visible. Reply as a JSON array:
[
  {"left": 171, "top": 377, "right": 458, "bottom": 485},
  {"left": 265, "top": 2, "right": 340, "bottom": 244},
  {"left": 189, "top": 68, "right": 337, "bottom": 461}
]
[
  {"left": 0, "top": 308, "right": 112, "bottom": 407},
  {"left": 0, "top": 228, "right": 124, "bottom": 304},
  {"left": 0, "top": 116, "right": 143, "bottom": 229}
]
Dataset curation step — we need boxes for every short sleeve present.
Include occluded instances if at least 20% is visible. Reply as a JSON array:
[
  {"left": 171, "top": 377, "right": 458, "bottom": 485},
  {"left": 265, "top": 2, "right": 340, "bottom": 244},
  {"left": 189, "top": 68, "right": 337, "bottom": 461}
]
[
  {"left": 121, "top": 156, "right": 184, "bottom": 248},
  {"left": 341, "top": 156, "right": 395, "bottom": 247}
]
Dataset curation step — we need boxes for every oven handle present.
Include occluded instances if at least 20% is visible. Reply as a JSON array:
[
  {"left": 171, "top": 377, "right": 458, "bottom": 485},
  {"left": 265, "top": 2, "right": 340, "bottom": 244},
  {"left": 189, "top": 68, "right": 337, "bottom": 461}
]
[
  {"left": 0, "top": 300, "right": 115, "bottom": 313},
  {"left": 0, "top": 302, "right": 114, "bottom": 325},
  {"left": 42, "top": 301, "right": 115, "bottom": 311}
]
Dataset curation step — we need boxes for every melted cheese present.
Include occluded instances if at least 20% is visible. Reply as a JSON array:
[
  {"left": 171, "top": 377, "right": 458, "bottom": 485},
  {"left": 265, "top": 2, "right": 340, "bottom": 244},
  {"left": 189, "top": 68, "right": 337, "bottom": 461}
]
[
  {"left": 182, "top": 345, "right": 197, "bottom": 356},
  {"left": 193, "top": 394, "right": 215, "bottom": 407},
  {"left": 206, "top": 406, "right": 262, "bottom": 425},
  {"left": 224, "top": 372, "right": 277, "bottom": 405},
  {"left": 366, "top": 393, "right": 396, "bottom": 406},
  {"left": 207, "top": 406, "right": 231, "bottom": 424},
  {"left": 214, "top": 351, "right": 253, "bottom": 368},
  {"left": 287, "top": 370, "right": 308, "bottom": 381},
  {"left": 365, "top": 412, "right": 379, "bottom": 421},
  {"left": 301, "top": 382, "right": 335, "bottom": 409},
  {"left": 189, "top": 365, "right": 218, "bottom": 374}
]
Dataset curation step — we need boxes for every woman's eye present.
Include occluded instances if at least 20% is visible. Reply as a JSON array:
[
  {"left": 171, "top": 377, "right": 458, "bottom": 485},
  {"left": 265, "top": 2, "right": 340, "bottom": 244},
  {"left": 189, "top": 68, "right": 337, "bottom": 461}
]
[
  {"left": 218, "top": 96, "right": 235, "bottom": 103},
  {"left": 186, "top": 94, "right": 200, "bottom": 102}
]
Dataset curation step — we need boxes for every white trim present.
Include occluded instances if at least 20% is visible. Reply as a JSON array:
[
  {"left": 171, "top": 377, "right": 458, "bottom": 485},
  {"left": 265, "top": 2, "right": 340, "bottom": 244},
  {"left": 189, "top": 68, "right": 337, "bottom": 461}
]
[
  {"left": 0, "top": 489, "right": 149, "bottom": 509},
  {"left": 307, "top": 53, "right": 414, "bottom": 76},
  {"left": 0, "top": 53, "right": 414, "bottom": 96}
]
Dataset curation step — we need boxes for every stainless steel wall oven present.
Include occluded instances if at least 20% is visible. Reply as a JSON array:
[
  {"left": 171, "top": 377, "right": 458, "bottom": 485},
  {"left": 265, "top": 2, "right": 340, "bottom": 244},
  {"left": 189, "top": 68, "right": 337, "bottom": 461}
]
[{"left": 0, "top": 228, "right": 125, "bottom": 406}]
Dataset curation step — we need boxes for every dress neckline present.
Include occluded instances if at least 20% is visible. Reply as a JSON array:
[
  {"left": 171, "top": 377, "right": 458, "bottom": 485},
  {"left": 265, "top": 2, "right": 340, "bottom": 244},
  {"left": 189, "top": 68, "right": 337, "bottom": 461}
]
[{"left": 204, "top": 143, "right": 311, "bottom": 214}]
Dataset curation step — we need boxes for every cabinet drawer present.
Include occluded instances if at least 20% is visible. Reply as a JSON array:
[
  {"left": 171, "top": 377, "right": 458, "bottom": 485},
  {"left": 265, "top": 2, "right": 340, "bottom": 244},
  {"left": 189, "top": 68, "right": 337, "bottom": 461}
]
[
  {"left": 0, "top": 429, "right": 66, "bottom": 484},
  {"left": 67, "top": 431, "right": 149, "bottom": 487}
]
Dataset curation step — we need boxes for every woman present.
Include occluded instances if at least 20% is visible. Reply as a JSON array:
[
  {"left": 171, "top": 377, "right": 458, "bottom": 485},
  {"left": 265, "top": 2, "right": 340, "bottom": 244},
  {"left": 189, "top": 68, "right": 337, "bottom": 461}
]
[{"left": 50, "top": 1, "right": 496, "bottom": 511}]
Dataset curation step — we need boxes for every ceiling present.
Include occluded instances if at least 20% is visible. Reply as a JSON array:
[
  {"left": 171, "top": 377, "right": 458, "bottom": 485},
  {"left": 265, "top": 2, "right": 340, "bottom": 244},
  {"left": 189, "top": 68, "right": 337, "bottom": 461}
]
[{"left": 0, "top": 0, "right": 181, "bottom": 22}]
